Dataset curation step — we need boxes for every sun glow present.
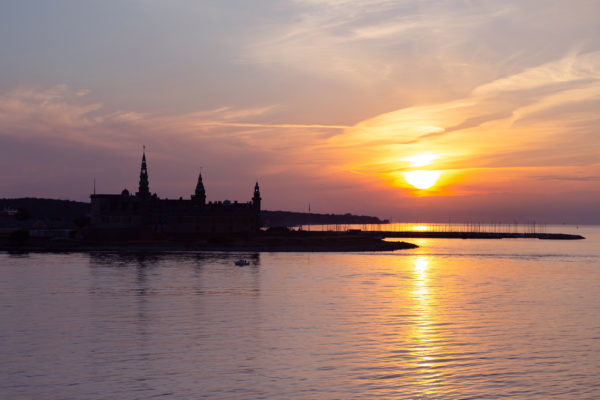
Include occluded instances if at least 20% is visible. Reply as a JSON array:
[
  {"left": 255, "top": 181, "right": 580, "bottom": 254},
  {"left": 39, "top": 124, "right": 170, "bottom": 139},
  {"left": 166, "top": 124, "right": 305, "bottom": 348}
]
[
  {"left": 403, "top": 170, "right": 441, "bottom": 190},
  {"left": 404, "top": 153, "right": 438, "bottom": 167}
]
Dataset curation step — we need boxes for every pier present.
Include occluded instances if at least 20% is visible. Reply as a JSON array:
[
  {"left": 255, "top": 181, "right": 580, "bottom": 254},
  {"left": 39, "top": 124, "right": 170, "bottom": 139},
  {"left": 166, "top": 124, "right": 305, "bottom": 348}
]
[
  {"left": 365, "top": 231, "right": 585, "bottom": 240},
  {"left": 295, "top": 222, "right": 585, "bottom": 240}
]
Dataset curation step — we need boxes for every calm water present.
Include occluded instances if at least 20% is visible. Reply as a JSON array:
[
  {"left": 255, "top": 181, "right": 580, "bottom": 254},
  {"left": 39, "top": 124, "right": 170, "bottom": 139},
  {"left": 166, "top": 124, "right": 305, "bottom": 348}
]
[{"left": 1, "top": 226, "right": 599, "bottom": 399}]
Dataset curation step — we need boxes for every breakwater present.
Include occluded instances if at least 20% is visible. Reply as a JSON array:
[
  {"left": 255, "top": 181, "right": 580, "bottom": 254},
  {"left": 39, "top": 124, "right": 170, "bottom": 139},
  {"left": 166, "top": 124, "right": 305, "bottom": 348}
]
[{"left": 365, "top": 231, "right": 584, "bottom": 240}]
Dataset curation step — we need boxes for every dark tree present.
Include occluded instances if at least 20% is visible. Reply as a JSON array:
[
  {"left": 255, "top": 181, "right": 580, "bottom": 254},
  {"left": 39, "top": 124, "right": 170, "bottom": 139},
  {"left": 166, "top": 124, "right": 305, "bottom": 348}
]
[
  {"left": 15, "top": 207, "right": 31, "bottom": 220},
  {"left": 74, "top": 215, "right": 91, "bottom": 228}
]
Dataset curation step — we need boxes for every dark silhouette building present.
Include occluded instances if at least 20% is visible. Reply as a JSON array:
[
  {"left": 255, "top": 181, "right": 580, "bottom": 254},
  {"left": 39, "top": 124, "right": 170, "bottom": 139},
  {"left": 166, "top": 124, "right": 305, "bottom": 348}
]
[{"left": 90, "top": 149, "right": 261, "bottom": 238}]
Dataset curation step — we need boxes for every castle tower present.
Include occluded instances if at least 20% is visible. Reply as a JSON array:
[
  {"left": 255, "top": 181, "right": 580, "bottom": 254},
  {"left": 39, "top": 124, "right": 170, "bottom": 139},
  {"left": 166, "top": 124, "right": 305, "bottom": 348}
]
[
  {"left": 137, "top": 147, "right": 150, "bottom": 198},
  {"left": 192, "top": 172, "right": 206, "bottom": 204}
]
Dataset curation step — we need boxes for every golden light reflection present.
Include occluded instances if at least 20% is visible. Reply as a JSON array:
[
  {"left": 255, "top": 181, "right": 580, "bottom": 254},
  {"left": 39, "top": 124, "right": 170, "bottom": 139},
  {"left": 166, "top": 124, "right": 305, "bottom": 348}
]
[
  {"left": 403, "top": 170, "right": 441, "bottom": 189},
  {"left": 413, "top": 256, "right": 429, "bottom": 290},
  {"left": 409, "top": 256, "right": 440, "bottom": 392}
]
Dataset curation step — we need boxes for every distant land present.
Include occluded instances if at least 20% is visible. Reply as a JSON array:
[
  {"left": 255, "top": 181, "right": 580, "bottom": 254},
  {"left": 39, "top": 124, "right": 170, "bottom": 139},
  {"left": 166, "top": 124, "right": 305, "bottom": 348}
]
[
  {"left": 0, "top": 198, "right": 387, "bottom": 228},
  {"left": 262, "top": 210, "right": 386, "bottom": 226},
  {"left": 0, "top": 198, "right": 90, "bottom": 225}
]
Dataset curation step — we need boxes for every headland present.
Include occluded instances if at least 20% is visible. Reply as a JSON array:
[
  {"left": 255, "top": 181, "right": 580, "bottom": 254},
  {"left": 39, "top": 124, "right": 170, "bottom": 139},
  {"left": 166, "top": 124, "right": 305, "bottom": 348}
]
[{"left": 1, "top": 229, "right": 418, "bottom": 252}]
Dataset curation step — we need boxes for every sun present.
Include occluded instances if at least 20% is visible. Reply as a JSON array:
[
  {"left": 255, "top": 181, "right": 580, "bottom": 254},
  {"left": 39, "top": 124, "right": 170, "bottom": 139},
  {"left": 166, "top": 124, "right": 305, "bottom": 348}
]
[
  {"left": 401, "top": 153, "right": 442, "bottom": 190},
  {"left": 403, "top": 170, "right": 441, "bottom": 190}
]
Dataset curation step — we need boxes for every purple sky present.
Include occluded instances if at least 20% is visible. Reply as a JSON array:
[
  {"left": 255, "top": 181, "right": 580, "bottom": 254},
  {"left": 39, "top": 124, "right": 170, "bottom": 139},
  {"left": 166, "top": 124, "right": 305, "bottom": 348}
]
[{"left": 1, "top": 1, "right": 599, "bottom": 223}]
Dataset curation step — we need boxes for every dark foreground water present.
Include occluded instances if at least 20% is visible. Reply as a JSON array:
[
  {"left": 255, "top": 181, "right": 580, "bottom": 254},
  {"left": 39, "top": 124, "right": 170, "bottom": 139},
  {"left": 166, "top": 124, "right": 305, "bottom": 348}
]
[{"left": 1, "top": 226, "right": 599, "bottom": 399}]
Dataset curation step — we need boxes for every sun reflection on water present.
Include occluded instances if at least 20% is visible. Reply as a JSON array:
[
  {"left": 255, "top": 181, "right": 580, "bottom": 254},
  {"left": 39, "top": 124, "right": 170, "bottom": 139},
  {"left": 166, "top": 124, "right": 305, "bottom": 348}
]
[
  {"left": 410, "top": 256, "right": 441, "bottom": 394},
  {"left": 412, "top": 256, "right": 430, "bottom": 305}
]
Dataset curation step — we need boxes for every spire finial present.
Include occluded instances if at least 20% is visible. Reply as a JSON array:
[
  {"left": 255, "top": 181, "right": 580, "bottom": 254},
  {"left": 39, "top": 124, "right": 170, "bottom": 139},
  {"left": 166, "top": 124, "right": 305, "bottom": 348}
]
[{"left": 253, "top": 180, "right": 261, "bottom": 198}]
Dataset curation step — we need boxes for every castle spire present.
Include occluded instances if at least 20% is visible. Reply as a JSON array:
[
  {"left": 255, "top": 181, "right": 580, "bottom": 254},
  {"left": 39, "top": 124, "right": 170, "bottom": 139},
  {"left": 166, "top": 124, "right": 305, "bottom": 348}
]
[
  {"left": 192, "top": 170, "right": 206, "bottom": 204},
  {"left": 254, "top": 181, "right": 260, "bottom": 197},
  {"left": 137, "top": 146, "right": 150, "bottom": 198},
  {"left": 253, "top": 181, "right": 261, "bottom": 207},
  {"left": 252, "top": 181, "right": 261, "bottom": 231}
]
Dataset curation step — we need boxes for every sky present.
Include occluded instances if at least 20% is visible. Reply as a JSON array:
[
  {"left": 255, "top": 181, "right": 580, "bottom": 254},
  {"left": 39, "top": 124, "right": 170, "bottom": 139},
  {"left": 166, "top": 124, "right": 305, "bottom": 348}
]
[{"left": 1, "top": 0, "right": 599, "bottom": 223}]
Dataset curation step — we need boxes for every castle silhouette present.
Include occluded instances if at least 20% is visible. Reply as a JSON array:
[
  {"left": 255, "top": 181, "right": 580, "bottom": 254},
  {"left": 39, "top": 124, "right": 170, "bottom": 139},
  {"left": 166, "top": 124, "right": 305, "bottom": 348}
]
[{"left": 90, "top": 149, "right": 261, "bottom": 238}]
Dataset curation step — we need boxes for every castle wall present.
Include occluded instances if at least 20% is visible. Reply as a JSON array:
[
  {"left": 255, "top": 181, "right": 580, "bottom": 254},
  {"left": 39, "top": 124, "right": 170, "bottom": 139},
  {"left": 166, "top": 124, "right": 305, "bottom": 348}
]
[
  {"left": 89, "top": 150, "right": 261, "bottom": 239},
  {"left": 90, "top": 194, "right": 260, "bottom": 236}
]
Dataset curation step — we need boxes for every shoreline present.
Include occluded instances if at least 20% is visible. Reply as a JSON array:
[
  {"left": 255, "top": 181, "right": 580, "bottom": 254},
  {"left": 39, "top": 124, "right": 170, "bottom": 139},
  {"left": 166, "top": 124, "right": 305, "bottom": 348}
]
[
  {"left": 0, "top": 231, "right": 418, "bottom": 253},
  {"left": 0, "top": 241, "right": 419, "bottom": 253}
]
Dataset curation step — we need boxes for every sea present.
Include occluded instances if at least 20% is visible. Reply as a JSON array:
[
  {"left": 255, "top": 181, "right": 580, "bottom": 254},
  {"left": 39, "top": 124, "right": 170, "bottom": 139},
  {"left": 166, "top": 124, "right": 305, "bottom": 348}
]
[{"left": 1, "top": 225, "right": 599, "bottom": 399}]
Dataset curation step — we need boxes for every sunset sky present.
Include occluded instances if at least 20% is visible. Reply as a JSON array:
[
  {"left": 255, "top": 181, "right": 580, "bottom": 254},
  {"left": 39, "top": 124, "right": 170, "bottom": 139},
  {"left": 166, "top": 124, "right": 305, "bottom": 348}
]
[{"left": 1, "top": 1, "right": 599, "bottom": 223}]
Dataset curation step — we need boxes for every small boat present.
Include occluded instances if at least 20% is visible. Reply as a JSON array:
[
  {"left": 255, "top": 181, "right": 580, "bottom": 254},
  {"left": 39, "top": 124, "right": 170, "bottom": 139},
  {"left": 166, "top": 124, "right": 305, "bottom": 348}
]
[{"left": 234, "top": 259, "right": 250, "bottom": 266}]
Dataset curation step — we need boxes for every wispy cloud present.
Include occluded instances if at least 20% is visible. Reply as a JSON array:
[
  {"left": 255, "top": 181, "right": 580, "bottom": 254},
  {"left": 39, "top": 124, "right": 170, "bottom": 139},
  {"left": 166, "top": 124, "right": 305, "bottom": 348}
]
[
  {"left": 0, "top": 85, "right": 346, "bottom": 188},
  {"left": 474, "top": 51, "right": 600, "bottom": 95},
  {"left": 192, "top": 121, "right": 349, "bottom": 129},
  {"left": 0, "top": 85, "right": 102, "bottom": 131},
  {"left": 240, "top": 1, "right": 516, "bottom": 87},
  {"left": 535, "top": 175, "right": 600, "bottom": 182}
]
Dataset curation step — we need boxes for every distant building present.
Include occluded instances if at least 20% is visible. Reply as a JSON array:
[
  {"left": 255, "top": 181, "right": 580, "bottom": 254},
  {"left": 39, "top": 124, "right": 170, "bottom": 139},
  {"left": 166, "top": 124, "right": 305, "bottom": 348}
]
[
  {"left": 90, "top": 149, "right": 261, "bottom": 237},
  {"left": 1, "top": 208, "right": 18, "bottom": 216}
]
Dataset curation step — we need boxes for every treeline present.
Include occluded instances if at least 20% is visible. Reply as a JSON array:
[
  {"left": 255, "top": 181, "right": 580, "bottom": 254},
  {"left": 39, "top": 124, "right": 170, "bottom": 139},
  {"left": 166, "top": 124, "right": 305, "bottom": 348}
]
[
  {"left": 0, "top": 198, "right": 89, "bottom": 221},
  {"left": 261, "top": 210, "right": 386, "bottom": 227}
]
